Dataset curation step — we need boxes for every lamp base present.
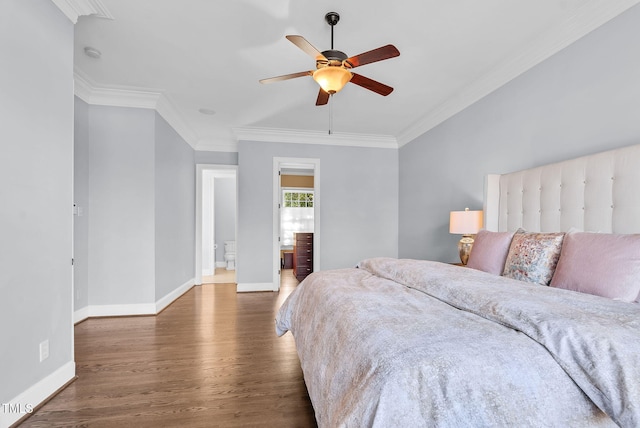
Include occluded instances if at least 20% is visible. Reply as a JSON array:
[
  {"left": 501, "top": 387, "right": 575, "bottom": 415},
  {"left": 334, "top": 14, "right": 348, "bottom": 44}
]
[{"left": 458, "top": 235, "right": 475, "bottom": 265}]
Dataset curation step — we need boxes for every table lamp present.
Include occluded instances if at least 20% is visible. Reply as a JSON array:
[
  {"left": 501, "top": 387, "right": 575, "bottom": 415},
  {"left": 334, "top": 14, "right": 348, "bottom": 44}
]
[{"left": 449, "top": 208, "right": 483, "bottom": 265}]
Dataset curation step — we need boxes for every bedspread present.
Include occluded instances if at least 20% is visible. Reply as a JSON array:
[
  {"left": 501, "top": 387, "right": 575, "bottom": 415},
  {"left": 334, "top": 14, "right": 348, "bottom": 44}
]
[{"left": 275, "top": 258, "right": 640, "bottom": 428}]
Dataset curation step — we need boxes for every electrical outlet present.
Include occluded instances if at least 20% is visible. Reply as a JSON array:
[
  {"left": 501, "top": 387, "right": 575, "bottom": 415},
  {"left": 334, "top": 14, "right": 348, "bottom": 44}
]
[{"left": 39, "top": 340, "right": 49, "bottom": 362}]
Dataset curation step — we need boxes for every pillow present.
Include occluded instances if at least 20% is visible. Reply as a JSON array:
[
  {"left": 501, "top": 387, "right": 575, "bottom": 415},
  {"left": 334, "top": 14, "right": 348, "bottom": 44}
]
[
  {"left": 466, "top": 230, "right": 515, "bottom": 275},
  {"left": 502, "top": 229, "right": 564, "bottom": 285},
  {"left": 550, "top": 231, "right": 640, "bottom": 302}
]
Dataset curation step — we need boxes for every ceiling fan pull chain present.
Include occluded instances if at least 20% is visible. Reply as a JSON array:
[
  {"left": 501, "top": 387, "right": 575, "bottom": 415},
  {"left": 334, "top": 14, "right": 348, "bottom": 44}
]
[{"left": 329, "top": 94, "right": 333, "bottom": 135}]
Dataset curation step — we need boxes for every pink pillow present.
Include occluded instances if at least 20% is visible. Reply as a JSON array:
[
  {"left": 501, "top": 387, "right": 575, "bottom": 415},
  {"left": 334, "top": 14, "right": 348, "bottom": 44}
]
[
  {"left": 550, "top": 231, "right": 640, "bottom": 302},
  {"left": 467, "top": 230, "right": 515, "bottom": 275}
]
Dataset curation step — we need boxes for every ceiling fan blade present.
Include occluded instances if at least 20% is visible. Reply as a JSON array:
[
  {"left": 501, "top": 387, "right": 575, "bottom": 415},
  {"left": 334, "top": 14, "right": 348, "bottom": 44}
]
[
  {"left": 344, "top": 44, "right": 400, "bottom": 68},
  {"left": 259, "top": 70, "right": 313, "bottom": 84},
  {"left": 286, "top": 35, "right": 327, "bottom": 61},
  {"left": 350, "top": 73, "right": 394, "bottom": 96},
  {"left": 316, "top": 89, "right": 330, "bottom": 106}
]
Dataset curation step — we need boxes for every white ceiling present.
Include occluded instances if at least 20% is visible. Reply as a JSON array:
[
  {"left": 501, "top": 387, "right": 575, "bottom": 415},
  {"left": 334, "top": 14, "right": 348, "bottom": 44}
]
[{"left": 64, "top": 0, "right": 639, "bottom": 151}]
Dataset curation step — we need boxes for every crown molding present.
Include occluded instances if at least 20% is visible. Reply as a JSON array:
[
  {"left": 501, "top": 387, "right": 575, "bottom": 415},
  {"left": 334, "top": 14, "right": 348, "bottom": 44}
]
[
  {"left": 50, "top": 0, "right": 113, "bottom": 23},
  {"left": 74, "top": 68, "right": 160, "bottom": 109},
  {"left": 396, "top": 0, "right": 640, "bottom": 147},
  {"left": 74, "top": 68, "right": 200, "bottom": 149},
  {"left": 233, "top": 127, "right": 398, "bottom": 149}
]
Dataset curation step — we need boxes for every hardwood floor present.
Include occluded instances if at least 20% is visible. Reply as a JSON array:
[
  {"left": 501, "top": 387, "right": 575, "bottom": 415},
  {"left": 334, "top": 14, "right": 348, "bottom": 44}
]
[
  {"left": 18, "top": 270, "right": 315, "bottom": 427},
  {"left": 202, "top": 267, "right": 236, "bottom": 284}
]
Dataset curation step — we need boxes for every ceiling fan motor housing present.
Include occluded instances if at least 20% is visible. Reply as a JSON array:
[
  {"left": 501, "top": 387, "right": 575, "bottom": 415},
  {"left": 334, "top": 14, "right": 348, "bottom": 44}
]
[{"left": 317, "top": 49, "right": 348, "bottom": 69}]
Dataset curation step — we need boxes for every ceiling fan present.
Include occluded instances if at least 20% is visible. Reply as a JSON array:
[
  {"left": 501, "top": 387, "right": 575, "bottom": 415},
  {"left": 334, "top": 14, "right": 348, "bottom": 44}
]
[{"left": 259, "top": 12, "right": 400, "bottom": 106}]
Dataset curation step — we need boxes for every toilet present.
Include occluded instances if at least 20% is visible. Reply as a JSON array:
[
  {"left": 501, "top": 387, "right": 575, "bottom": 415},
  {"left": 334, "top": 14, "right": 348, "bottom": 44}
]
[{"left": 224, "top": 241, "right": 236, "bottom": 270}]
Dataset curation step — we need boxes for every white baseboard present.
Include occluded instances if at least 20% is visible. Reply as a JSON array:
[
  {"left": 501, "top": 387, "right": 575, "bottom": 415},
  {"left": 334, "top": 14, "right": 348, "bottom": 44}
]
[
  {"left": 236, "top": 282, "right": 275, "bottom": 293},
  {"left": 1, "top": 361, "right": 75, "bottom": 428},
  {"left": 73, "top": 306, "right": 90, "bottom": 324},
  {"left": 156, "top": 279, "right": 194, "bottom": 313},
  {"left": 215, "top": 261, "right": 227, "bottom": 268},
  {"left": 72, "top": 278, "right": 196, "bottom": 320},
  {"left": 86, "top": 303, "right": 157, "bottom": 318}
]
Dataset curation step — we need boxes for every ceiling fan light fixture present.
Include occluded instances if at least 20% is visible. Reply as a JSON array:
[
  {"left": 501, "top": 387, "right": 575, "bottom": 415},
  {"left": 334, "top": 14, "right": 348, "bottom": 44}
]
[{"left": 312, "top": 67, "right": 352, "bottom": 94}]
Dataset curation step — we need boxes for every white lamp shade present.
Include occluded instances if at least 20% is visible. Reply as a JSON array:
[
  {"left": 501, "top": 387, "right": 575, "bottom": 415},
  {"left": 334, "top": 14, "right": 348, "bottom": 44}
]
[{"left": 449, "top": 209, "right": 483, "bottom": 234}]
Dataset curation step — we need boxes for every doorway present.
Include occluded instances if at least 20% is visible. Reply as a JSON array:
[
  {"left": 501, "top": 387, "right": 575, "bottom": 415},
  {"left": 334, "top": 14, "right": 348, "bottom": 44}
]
[
  {"left": 272, "top": 158, "right": 320, "bottom": 291},
  {"left": 195, "top": 164, "right": 238, "bottom": 286}
]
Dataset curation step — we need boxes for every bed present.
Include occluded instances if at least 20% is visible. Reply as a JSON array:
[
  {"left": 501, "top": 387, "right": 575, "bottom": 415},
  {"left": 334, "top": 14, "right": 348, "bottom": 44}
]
[{"left": 275, "top": 144, "right": 640, "bottom": 427}]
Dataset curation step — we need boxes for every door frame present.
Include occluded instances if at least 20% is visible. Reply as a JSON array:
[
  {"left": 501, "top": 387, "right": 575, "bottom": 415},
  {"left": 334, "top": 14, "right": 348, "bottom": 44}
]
[
  {"left": 195, "top": 164, "right": 238, "bottom": 285},
  {"left": 272, "top": 157, "right": 320, "bottom": 291}
]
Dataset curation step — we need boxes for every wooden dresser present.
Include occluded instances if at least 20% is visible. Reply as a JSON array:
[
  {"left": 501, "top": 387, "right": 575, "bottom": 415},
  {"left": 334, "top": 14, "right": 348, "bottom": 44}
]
[{"left": 292, "top": 232, "right": 313, "bottom": 281}]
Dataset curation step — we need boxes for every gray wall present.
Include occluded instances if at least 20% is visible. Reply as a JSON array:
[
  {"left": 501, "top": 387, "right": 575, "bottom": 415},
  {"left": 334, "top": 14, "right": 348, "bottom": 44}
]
[
  {"left": 214, "top": 177, "right": 237, "bottom": 264},
  {"left": 87, "top": 106, "right": 157, "bottom": 305},
  {"left": 154, "top": 113, "right": 196, "bottom": 298},
  {"left": 73, "top": 103, "right": 196, "bottom": 311},
  {"left": 399, "top": 3, "right": 640, "bottom": 263},
  {"left": 195, "top": 150, "right": 238, "bottom": 165},
  {"left": 74, "top": 98, "right": 90, "bottom": 311},
  {"left": 0, "top": 0, "right": 74, "bottom": 405},
  {"left": 237, "top": 141, "right": 398, "bottom": 285}
]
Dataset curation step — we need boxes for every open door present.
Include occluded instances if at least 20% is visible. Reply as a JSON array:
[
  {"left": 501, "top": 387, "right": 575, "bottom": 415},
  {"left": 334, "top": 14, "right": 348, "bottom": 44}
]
[
  {"left": 273, "top": 158, "right": 320, "bottom": 291},
  {"left": 195, "top": 165, "right": 238, "bottom": 286}
]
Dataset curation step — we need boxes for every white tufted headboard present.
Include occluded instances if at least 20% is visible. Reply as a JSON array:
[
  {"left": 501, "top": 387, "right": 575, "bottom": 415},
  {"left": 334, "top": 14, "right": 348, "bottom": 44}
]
[{"left": 484, "top": 144, "right": 640, "bottom": 234}]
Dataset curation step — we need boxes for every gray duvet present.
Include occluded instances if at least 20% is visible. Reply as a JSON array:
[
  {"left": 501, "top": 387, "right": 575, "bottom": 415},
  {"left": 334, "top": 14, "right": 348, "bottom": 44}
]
[{"left": 275, "top": 258, "right": 640, "bottom": 427}]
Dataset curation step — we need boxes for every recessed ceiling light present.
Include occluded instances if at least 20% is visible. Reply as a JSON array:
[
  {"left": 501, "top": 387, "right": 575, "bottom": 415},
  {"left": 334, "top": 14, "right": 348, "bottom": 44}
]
[
  {"left": 198, "top": 108, "right": 216, "bottom": 115},
  {"left": 84, "top": 47, "right": 102, "bottom": 59}
]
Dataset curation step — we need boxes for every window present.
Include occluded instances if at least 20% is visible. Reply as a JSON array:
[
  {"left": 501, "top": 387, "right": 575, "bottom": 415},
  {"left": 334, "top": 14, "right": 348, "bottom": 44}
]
[
  {"left": 284, "top": 191, "right": 314, "bottom": 208},
  {"left": 281, "top": 190, "right": 314, "bottom": 246}
]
